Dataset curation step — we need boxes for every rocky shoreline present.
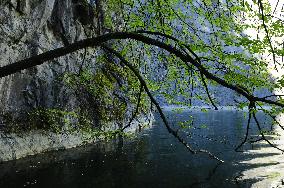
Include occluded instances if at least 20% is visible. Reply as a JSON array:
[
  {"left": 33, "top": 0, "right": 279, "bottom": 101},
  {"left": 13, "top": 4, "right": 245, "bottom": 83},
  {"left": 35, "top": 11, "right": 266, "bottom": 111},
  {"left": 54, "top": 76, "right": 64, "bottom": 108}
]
[
  {"left": 0, "top": 114, "right": 153, "bottom": 163},
  {"left": 238, "top": 125, "right": 284, "bottom": 188}
]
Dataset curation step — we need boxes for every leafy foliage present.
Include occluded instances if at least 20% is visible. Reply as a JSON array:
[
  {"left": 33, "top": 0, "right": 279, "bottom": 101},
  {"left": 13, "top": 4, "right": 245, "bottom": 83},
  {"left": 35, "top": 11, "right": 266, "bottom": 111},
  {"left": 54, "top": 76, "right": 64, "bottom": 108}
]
[{"left": 104, "top": 0, "right": 284, "bottom": 109}]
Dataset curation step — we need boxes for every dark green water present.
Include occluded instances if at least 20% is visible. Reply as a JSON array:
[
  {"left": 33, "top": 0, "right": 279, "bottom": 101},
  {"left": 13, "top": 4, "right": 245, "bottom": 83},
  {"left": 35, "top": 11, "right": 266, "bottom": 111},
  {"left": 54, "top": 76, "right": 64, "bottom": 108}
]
[{"left": 0, "top": 110, "right": 275, "bottom": 188}]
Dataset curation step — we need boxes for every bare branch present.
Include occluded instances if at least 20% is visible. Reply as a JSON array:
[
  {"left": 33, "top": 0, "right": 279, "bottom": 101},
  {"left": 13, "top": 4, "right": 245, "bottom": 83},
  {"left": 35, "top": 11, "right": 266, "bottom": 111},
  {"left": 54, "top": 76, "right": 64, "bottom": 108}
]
[
  {"left": 122, "top": 84, "right": 143, "bottom": 131},
  {"left": 258, "top": 0, "right": 278, "bottom": 70},
  {"left": 235, "top": 102, "right": 253, "bottom": 152},
  {"left": 252, "top": 103, "right": 284, "bottom": 152},
  {"left": 200, "top": 73, "right": 218, "bottom": 110},
  {"left": 260, "top": 94, "right": 284, "bottom": 99},
  {"left": 257, "top": 103, "right": 284, "bottom": 131}
]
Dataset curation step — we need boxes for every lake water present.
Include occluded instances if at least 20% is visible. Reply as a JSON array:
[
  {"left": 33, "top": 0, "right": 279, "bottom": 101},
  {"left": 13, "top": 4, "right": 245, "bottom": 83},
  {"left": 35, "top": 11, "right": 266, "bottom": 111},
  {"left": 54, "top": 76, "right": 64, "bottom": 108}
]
[{"left": 0, "top": 110, "right": 276, "bottom": 188}]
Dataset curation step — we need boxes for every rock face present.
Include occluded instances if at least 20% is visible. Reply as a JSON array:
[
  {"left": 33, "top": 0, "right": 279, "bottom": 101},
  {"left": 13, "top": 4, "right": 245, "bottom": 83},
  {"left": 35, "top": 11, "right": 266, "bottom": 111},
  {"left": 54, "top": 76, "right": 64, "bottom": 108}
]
[
  {"left": 0, "top": 0, "right": 100, "bottom": 115},
  {"left": 0, "top": 0, "right": 153, "bottom": 161},
  {"left": 0, "top": 113, "right": 153, "bottom": 162}
]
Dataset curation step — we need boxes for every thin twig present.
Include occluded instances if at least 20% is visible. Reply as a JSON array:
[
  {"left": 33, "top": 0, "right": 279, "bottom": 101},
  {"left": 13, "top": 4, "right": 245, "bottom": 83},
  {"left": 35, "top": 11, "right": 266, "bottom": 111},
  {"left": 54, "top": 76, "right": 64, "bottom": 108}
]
[
  {"left": 122, "top": 84, "right": 143, "bottom": 131},
  {"left": 261, "top": 94, "right": 284, "bottom": 99},
  {"left": 257, "top": 103, "right": 284, "bottom": 131},
  {"left": 235, "top": 102, "right": 253, "bottom": 152},
  {"left": 200, "top": 73, "right": 218, "bottom": 110},
  {"left": 258, "top": 0, "right": 278, "bottom": 71},
  {"left": 252, "top": 104, "right": 284, "bottom": 152}
]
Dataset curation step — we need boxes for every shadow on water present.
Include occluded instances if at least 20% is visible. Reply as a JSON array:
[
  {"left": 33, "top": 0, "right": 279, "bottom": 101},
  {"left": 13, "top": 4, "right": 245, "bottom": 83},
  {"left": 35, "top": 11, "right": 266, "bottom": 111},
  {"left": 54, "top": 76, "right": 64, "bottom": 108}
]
[{"left": 0, "top": 110, "right": 281, "bottom": 188}]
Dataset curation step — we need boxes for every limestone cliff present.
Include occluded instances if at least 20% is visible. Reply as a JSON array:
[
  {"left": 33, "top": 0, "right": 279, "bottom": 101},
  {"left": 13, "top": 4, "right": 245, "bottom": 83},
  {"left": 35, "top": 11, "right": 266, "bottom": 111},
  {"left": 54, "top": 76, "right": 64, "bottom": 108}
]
[
  {"left": 0, "top": 0, "right": 153, "bottom": 162},
  {"left": 0, "top": 0, "right": 100, "bottom": 115}
]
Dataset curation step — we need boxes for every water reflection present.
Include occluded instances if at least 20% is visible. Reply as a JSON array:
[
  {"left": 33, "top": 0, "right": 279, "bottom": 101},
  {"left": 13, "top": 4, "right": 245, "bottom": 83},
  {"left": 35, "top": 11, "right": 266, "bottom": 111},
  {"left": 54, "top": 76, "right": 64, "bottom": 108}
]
[{"left": 0, "top": 110, "right": 277, "bottom": 188}]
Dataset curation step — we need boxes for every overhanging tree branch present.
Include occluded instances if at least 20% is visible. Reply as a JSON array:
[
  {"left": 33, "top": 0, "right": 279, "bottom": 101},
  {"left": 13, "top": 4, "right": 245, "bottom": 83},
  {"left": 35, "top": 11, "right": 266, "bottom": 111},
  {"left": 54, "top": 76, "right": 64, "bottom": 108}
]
[
  {"left": 102, "top": 45, "right": 224, "bottom": 162},
  {"left": 101, "top": 46, "right": 196, "bottom": 153},
  {"left": 0, "top": 31, "right": 283, "bottom": 107}
]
